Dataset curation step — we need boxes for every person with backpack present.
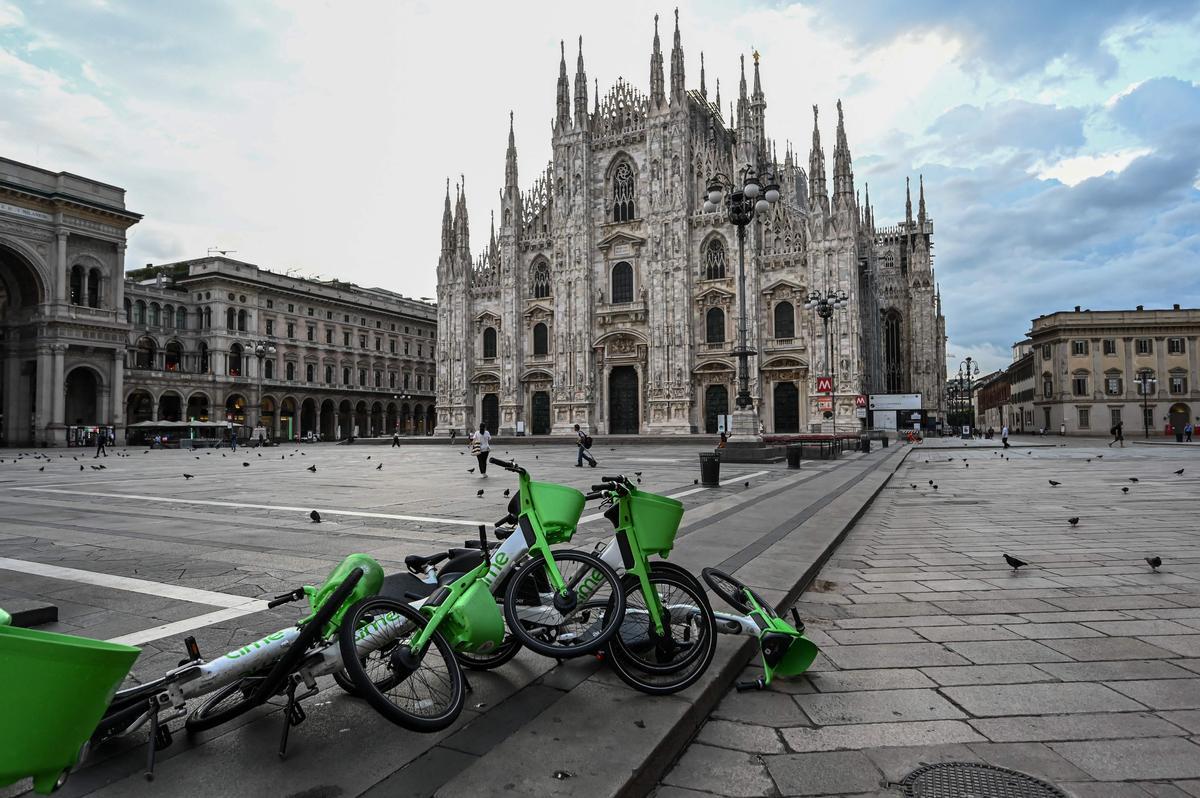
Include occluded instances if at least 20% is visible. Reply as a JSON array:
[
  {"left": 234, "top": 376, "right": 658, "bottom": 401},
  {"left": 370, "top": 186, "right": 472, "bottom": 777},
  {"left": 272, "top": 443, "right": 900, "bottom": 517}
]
[
  {"left": 469, "top": 423, "right": 491, "bottom": 477},
  {"left": 574, "top": 424, "right": 596, "bottom": 468}
]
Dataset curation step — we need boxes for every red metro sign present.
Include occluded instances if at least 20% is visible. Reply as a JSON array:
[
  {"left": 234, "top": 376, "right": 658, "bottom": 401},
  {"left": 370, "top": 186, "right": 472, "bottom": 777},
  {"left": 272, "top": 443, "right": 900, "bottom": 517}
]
[{"left": 816, "top": 376, "right": 833, "bottom": 394}]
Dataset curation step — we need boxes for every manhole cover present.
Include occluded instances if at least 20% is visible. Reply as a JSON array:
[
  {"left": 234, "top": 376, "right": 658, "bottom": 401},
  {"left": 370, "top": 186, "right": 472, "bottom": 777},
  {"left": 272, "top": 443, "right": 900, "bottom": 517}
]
[{"left": 899, "top": 762, "right": 1068, "bottom": 798}]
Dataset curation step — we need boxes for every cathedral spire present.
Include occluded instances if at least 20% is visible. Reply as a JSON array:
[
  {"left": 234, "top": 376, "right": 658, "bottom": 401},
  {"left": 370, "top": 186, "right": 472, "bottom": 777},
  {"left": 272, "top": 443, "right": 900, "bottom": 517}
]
[
  {"left": 489, "top": 211, "right": 498, "bottom": 262},
  {"left": 650, "top": 14, "right": 665, "bottom": 109},
  {"left": 749, "top": 49, "right": 767, "bottom": 157},
  {"left": 555, "top": 40, "right": 571, "bottom": 131},
  {"left": 905, "top": 175, "right": 913, "bottom": 226},
  {"left": 917, "top": 173, "right": 927, "bottom": 226},
  {"left": 594, "top": 77, "right": 599, "bottom": 115},
  {"left": 455, "top": 175, "right": 470, "bottom": 257},
  {"left": 808, "top": 104, "right": 828, "bottom": 214},
  {"left": 573, "top": 36, "right": 588, "bottom": 129},
  {"left": 441, "top": 177, "right": 454, "bottom": 256},
  {"left": 715, "top": 78, "right": 720, "bottom": 113},
  {"left": 832, "top": 98, "right": 854, "bottom": 212},
  {"left": 699, "top": 51, "right": 706, "bottom": 99},
  {"left": 669, "top": 7, "right": 685, "bottom": 102}
]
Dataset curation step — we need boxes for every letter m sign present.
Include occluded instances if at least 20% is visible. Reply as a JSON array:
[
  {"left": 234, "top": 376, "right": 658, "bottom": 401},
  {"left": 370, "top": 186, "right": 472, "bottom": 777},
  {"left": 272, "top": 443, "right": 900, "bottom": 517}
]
[{"left": 816, "top": 376, "right": 833, "bottom": 394}]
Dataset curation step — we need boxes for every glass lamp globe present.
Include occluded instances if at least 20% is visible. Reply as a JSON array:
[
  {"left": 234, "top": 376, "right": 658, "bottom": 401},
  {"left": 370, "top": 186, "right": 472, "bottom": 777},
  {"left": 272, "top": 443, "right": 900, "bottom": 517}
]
[
  {"left": 703, "top": 201, "right": 715, "bottom": 213},
  {"left": 755, "top": 199, "right": 770, "bottom": 214},
  {"left": 764, "top": 184, "right": 780, "bottom": 203},
  {"left": 744, "top": 182, "right": 760, "bottom": 199},
  {"left": 707, "top": 188, "right": 722, "bottom": 204}
]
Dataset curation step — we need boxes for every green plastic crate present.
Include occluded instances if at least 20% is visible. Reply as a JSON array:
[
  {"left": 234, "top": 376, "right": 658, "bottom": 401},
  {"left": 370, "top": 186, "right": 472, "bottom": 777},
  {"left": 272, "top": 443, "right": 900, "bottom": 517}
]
[{"left": 0, "top": 614, "right": 139, "bottom": 794}]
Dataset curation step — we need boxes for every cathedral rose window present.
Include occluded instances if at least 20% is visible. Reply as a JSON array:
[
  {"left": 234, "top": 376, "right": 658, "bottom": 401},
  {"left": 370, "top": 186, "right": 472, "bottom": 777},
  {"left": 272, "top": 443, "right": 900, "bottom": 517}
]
[{"left": 531, "top": 260, "right": 551, "bottom": 299}]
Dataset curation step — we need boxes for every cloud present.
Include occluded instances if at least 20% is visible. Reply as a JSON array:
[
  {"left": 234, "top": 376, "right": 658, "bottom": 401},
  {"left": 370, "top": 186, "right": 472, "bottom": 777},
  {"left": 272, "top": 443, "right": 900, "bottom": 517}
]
[
  {"left": 1109, "top": 76, "right": 1200, "bottom": 139},
  {"left": 927, "top": 100, "right": 1086, "bottom": 159},
  {"left": 1035, "top": 148, "right": 1151, "bottom": 186},
  {"left": 807, "top": 0, "right": 1200, "bottom": 79}
]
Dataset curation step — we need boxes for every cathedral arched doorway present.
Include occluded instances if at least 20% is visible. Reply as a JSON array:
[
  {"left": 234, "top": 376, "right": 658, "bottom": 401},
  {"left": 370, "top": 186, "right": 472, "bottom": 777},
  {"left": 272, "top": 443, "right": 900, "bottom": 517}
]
[
  {"left": 225, "top": 394, "right": 246, "bottom": 426},
  {"left": 704, "top": 384, "right": 728, "bottom": 434},
  {"left": 773, "top": 382, "right": 800, "bottom": 434},
  {"left": 354, "top": 401, "right": 368, "bottom": 437},
  {"left": 338, "top": 399, "right": 352, "bottom": 439},
  {"left": 481, "top": 394, "right": 499, "bottom": 434},
  {"left": 0, "top": 243, "right": 48, "bottom": 445},
  {"left": 64, "top": 367, "right": 101, "bottom": 426},
  {"left": 531, "top": 391, "right": 551, "bottom": 435},
  {"left": 1169, "top": 403, "right": 1190, "bottom": 434},
  {"left": 158, "top": 391, "right": 183, "bottom": 422},
  {"left": 609, "top": 366, "right": 639, "bottom": 434},
  {"left": 126, "top": 391, "right": 153, "bottom": 425},
  {"left": 320, "top": 399, "right": 336, "bottom": 440}
]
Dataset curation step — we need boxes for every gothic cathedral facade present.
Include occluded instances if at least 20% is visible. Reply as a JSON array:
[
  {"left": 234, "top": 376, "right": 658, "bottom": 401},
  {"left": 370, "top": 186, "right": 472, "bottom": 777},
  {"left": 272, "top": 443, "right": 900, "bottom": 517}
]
[{"left": 436, "top": 13, "right": 946, "bottom": 436}]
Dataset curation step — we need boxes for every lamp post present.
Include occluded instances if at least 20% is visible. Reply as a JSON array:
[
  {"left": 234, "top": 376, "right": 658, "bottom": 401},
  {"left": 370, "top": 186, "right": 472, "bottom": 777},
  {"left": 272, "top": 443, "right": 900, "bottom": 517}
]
[
  {"left": 253, "top": 340, "right": 277, "bottom": 433},
  {"left": 702, "top": 164, "right": 781, "bottom": 440},
  {"left": 957, "top": 357, "right": 979, "bottom": 437},
  {"left": 393, "top": 392, "right": 412, "bottom": 434},
  {"left": 1138, "top": 370, "right": 1157, "bottom": 440},
  {"left": 804, "top": 290, "right": 850, "bottom": 432}
]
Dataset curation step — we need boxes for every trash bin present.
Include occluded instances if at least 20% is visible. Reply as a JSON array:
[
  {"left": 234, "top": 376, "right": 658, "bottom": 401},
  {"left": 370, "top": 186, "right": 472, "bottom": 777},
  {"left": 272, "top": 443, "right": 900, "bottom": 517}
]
[
  {"left": 699, "top": 451, "right": 722, "bottom": 486},
  {"left": 860, "top": 435, "right": 871, "bottom": 454},
  {"left": 786, "top": 444, "right": 802, "bottom": 469},
  {"left": 881, "top": 436, "right": 889, "bottom": 448}
]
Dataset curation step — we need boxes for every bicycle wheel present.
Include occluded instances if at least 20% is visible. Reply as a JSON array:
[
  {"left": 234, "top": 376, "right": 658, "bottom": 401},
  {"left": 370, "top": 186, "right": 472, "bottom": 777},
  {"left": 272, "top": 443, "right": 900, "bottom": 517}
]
[
  {"left": 338, "top": 596, "right": 465, "bottom": 733},
  {"left": 701, "top": 567, "right": 753, "bottom": 615},
  {"left": 503, "top": 549, "right": 625, "bottom": 659},
  {"left": 606, "top": 570, "right": 717, "bottom": 695},
  {"left": 456, "top": 631, "right": 523, "bottom": 671},
  {"left": 184, "top": 673, "right": 272, "bottom": 733}
]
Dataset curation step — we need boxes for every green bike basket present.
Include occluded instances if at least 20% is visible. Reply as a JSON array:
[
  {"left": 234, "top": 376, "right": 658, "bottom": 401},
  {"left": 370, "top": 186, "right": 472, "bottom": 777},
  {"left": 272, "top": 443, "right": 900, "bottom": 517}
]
[
  {"left": 527, "top": 481, "right": 586, "bottom": 544},
  {"left": 0, "top": 614, "right": 139, "bottom": 794},
  {"left": 444, "top": 580, "right": 506, "bottom": 653},
  {"left": 627, "top": 490, "right": 685, "bottom": 556}
]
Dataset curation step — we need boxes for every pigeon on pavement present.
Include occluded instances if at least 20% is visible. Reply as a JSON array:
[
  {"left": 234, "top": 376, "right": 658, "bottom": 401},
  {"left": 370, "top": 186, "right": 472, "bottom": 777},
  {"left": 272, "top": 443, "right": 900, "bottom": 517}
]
[
  {"left": 1128, "top": 477, "right": 1139, "bottom": 483},
  {"left": 183, "top": 474, "right": 194, "bottom": 480},
  {"left": 307, "top": 464, "right": 317, "bottom": 472},
  {"left": 1049, "top": 480, "right": 1061, "bottom": 486},
  {"left": 1174, "top": 468, "right": 1185, "bottom": 475},
  {"left": 309, "top": 510, "right": 321, "bottom": 523},
  {"left": 1004, "top": 553, "right": 1028, "bottom": 571},
  {"left": 1068, "top": 517, "right": 1079, "bottom": 526},
  {"left": 503, "top": 489, "right": 511, "bottom": 496},
  {"left": 1145, "top": 556, "right": 1162, "bottom": 571},
  {"left": 1122, "top": 486, "right": 1130, "bottom": 494},
  {"left": 376, "top": 463, "right": 383, "bottom": 470},
  {"left": 467, "top": 468, "right": 475, "bottom": 473},
  {"left": 476, "top": 489, "right": 485, "bottom": 497}
]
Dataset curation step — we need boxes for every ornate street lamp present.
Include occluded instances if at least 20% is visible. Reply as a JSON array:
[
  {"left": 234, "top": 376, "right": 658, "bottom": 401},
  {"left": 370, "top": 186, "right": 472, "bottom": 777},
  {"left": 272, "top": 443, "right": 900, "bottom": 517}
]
[
  {"left": 1138, "top": 370, "right": 1157, "bottom": 440},
  {"left": 804, "top": 290, "right": 850, "bottom": 431},
  {"left": 957, "top": 357, "right": 979, "bottom": 437},
  {"left": 252, "top": 340, "right": 276, "bottom": 432},
  {"left": 702, "top": 164, "right": 781, "bottom": 439}
]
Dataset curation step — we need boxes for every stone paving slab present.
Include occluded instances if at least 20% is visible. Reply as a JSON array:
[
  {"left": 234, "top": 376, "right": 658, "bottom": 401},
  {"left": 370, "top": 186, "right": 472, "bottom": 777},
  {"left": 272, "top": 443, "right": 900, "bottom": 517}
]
[{"left": 658, "top": 440, "right": 1200, "bottom": 797}]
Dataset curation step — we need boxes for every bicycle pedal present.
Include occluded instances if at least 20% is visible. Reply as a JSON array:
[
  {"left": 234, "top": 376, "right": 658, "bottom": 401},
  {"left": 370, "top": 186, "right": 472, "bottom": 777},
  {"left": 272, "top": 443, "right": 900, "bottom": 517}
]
[{"left": 153, "top": 722, "right": 173, "bottom": 751}]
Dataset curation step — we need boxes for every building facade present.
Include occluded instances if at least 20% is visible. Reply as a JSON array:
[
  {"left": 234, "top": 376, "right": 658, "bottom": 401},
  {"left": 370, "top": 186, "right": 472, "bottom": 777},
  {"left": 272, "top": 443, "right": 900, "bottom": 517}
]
[
  {"left": 122, "top": 257, "right": 437, "bottom": 442},
  {"left": 436, "top": 13, "right": 946, "bottom": 436},
  {"left": 1026, "top": 305, "right": 1200, "bottom": 437},
  {"left": 0, "top": 157, "right": 140, "bottom": 446}
]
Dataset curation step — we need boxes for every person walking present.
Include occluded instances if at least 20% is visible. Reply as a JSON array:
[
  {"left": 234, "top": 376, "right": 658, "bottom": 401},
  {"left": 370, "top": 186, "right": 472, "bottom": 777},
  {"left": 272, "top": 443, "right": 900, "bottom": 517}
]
[
  {"left": 1109, "top": 421, "right": 1124, "bottom": 447},
  {"left": 391, "top": 431, "right": 401, "bottom": 448},
  {"left": 574, "top": 424, "right": 596, "bottom": 468},
  {"left": 94, "top": 431, "right": 107, "bottom": 458},
  {"left": 1186, "top": 422, "right": 1194, "bottom": 443},
  {"left": 1001, "top": 424, "right": 1009, "bottom": 449},
  {"left": 230, "top": 431, "right": 237, "bottom": 452},
  {"left": 469, "top": 423, "right": 491, "bottom": 477}
]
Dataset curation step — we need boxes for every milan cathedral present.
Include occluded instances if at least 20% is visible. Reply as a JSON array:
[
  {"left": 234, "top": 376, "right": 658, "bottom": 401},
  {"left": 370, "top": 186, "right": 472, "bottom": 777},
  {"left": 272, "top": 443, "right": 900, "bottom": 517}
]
[{"left": 436, "top": 12, "right": 946, "bottom": 436}]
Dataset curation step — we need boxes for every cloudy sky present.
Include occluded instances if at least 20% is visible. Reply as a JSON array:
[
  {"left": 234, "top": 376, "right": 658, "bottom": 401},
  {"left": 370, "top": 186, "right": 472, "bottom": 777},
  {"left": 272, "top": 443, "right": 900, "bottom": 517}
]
[{"left": 2, "top": 0, "right": 1198, "bottom": 371}]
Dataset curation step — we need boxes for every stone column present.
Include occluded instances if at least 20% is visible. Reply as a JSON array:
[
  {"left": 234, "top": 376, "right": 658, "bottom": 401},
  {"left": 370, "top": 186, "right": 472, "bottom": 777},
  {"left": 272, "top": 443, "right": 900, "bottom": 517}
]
[
  {"left": 4, "top": 350, "right": 23, "bottom": 445},
  {"left": 48, "top": 344, "right": 67, "bottom": 446},
  {"left": 34, "top": 346, "right": 53, "bottom": 444},
  {"left": 111, "top": 349, "right": 124, "bottom": 436},
  {"left": 55, "top": 231, "right": 68, "bottom": 304}
]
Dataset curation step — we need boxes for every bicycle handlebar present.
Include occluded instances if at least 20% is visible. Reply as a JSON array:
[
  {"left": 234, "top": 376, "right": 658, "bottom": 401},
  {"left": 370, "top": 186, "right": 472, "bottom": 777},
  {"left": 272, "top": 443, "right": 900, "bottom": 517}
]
[
  {"left": 267, "top": 587, "right": 305, "bottom": 609},
  {"left": 584, "top": 490, "right": 605, "bottom": 501},
  {"left": 735, "top": 678, "right": 766, "bottom": 692},
  {"left": 488, "top": 457, "right": 523, "bottom": 473},
  {"left": 601, "top": 474, "right": 629, "bottom": 484},
  {"left": 496, "top": 513, "right": 516, "bottom": 528}
]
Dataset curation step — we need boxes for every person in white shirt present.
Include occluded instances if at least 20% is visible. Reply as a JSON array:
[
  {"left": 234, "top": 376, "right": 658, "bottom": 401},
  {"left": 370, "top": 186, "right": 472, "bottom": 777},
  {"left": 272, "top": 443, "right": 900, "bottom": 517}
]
[
  {"left": 469, "top": 423, "right": 491, "bottom": 477},
  {"left": 1001, "top": 424, "right": 1009, "bottom": 449}
]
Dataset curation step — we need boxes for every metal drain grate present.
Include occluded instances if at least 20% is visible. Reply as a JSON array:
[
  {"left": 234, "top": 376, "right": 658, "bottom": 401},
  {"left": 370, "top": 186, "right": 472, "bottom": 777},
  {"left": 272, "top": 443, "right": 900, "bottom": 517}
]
[{"left": 899, "top": 762, "right": 1068, "bottom": 798}]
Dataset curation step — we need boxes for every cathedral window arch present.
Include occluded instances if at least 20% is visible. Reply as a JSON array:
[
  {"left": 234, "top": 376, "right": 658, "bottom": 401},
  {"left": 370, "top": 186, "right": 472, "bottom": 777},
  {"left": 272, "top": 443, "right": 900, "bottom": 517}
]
[
  {"left": 482, "top": 326, "right": 497, "bottom": 359},
  {"left": 611, "top": 261, "right": 634, "bottom": 304},
  {"left": 69, "top": 265, "right": 85, "bottom": 305},
  {"left": 705, "top": 307, "right": 725, "bottom": 344},
  {"left": 532, "top": 322, "right": 549, "bottom": 356},
  {"left": 883, "top": 310, "right": 904, "bottom": 393},
  {"left": 610, "top": 158, "right": 637, "bottom": 222},
  {"left": 703, "top": 238, "right": 727, "bottom": 280},
  {"left": 530, "top": 259, "right": 551, "bottom": 299},
  {"left": 774, "top": 301, "right": 795, "bottom": 339},
  {"left": 87, "top": 268, "right": 102, "bottom": 308}
]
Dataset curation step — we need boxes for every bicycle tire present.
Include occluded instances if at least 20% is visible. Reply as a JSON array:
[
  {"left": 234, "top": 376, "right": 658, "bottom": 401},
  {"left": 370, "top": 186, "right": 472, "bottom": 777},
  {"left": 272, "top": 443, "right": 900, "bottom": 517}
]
[
  {"left": 186, "top": 567, "right": 367, "bottom": 733},
  {"left": 338, "top": 596, "right": 465, "bottom": 732},
  {"left": 184, "top": 674, "right": 270, "bottom": 733},
  {"left": 606, "top": 570, "right": 717, "bottom": 695},
  {"left": 701, "top": 567, "right": 753, "bottom": 615},
  {"left": 503, "top": 549, "right": 625, "bottom": 659}
]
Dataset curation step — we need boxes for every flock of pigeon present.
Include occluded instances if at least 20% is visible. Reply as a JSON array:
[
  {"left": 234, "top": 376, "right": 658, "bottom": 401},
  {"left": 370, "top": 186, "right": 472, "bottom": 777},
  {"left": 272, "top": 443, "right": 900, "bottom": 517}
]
[{"left": 910, "top": 448, "right": 1184, "bottom": 577}]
